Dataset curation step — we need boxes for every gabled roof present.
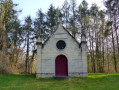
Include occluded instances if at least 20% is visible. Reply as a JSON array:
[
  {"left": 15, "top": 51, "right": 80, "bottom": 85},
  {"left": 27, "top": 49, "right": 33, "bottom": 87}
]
[{"left": 41, "top": 23, "right": 80, "bottom": 48}]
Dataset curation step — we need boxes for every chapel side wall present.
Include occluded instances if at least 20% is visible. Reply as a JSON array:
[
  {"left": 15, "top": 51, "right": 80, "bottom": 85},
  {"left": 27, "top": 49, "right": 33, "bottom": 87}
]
[
  {"left": 81, "top": 42, "right": 88, "bottom": 77},
  {"left": 36, "top": 45, "right": 42, "bottom": 78}
]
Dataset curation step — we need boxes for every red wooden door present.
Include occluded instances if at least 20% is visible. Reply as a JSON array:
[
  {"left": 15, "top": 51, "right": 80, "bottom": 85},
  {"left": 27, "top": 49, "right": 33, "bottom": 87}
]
[{"left": 55, "top": 55, "right": 68, "bottom": 76}]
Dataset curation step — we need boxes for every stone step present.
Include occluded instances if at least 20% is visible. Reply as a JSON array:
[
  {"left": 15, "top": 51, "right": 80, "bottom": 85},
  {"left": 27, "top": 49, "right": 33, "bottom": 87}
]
[{"left": 53, "top": 76, "right": 69, "bottom": 79}]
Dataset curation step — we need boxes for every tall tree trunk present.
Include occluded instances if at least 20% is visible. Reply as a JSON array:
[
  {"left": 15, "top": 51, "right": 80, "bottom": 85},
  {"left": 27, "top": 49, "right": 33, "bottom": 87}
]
[
  {"left": 26, "top": 31, "right": 30, "bottom": 73},
  {"left": 92, "top": 36, "right": 96, "bottom": 73},
  {"left": 2, "top": 26, "right": 7, "bottom": 52},
  {"left": 106, "top": 38, "right": 110, "bottom": 73},
  {"left": 111, "top": 27, "right": 117, "bottom": 72},
  {"left": 114, "top": 16, "right": 119, "bottom": 56}
]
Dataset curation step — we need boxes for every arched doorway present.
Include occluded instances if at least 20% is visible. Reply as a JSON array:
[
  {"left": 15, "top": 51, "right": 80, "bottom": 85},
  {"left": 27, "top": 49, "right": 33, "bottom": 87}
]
[{"left": 55, "top": 55, "right": 68, "bottom": 76}]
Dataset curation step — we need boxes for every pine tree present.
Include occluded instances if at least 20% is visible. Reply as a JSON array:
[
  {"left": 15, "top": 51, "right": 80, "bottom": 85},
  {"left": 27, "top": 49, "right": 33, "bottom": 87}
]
[
  {"left": 23, "top": 16, "right": 33, "bottom": 73},
  {"left": 46, "top": 4, "right": 58, "bottom": 36}
]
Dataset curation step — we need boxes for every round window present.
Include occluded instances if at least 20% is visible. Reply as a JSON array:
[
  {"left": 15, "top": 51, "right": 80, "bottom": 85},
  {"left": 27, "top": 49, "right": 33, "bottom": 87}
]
[{"left": 56, "top": 40, "right": 66, "bottom": 50}]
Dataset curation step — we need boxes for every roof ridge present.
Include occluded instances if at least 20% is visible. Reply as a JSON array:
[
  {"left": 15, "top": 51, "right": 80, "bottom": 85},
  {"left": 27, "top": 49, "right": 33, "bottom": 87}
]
[{"left": 42, "top": 23, "right": 80, "bottom": 48}]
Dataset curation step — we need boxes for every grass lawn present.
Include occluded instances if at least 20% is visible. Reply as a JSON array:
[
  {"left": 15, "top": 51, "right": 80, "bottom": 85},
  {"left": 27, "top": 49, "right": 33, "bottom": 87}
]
[{"left": 0, "top": 73, "right": 119, "bottom": 90}]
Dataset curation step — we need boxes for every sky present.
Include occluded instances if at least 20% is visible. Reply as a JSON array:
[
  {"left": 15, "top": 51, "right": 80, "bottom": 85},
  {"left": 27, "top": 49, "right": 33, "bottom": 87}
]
[{"left": 13, "top": 0, "right": 105, "bottom": 21}]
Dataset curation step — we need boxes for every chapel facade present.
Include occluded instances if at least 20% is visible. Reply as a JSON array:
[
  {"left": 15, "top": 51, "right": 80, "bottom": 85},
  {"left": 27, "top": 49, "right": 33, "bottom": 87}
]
[{"left": 36, "top": 19, "right": 88, "bottom": 78}]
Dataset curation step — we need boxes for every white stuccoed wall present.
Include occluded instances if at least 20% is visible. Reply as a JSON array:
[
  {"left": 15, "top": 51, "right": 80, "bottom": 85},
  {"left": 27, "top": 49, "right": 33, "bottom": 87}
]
[{"left": 36, "top": 24, "right": 88, "bottom": 78}]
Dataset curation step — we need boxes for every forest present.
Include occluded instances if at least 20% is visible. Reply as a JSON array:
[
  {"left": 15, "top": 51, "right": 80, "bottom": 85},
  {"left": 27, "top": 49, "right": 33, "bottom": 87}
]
[{"left": 0, "top": 0, "right": 119, "bottom": 74}]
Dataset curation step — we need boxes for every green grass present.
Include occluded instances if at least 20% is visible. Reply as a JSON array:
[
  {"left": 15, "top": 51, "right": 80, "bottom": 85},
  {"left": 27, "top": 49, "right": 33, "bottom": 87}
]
[{"left": 0, "top": 73, "right": 119, "bottom": 90}]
